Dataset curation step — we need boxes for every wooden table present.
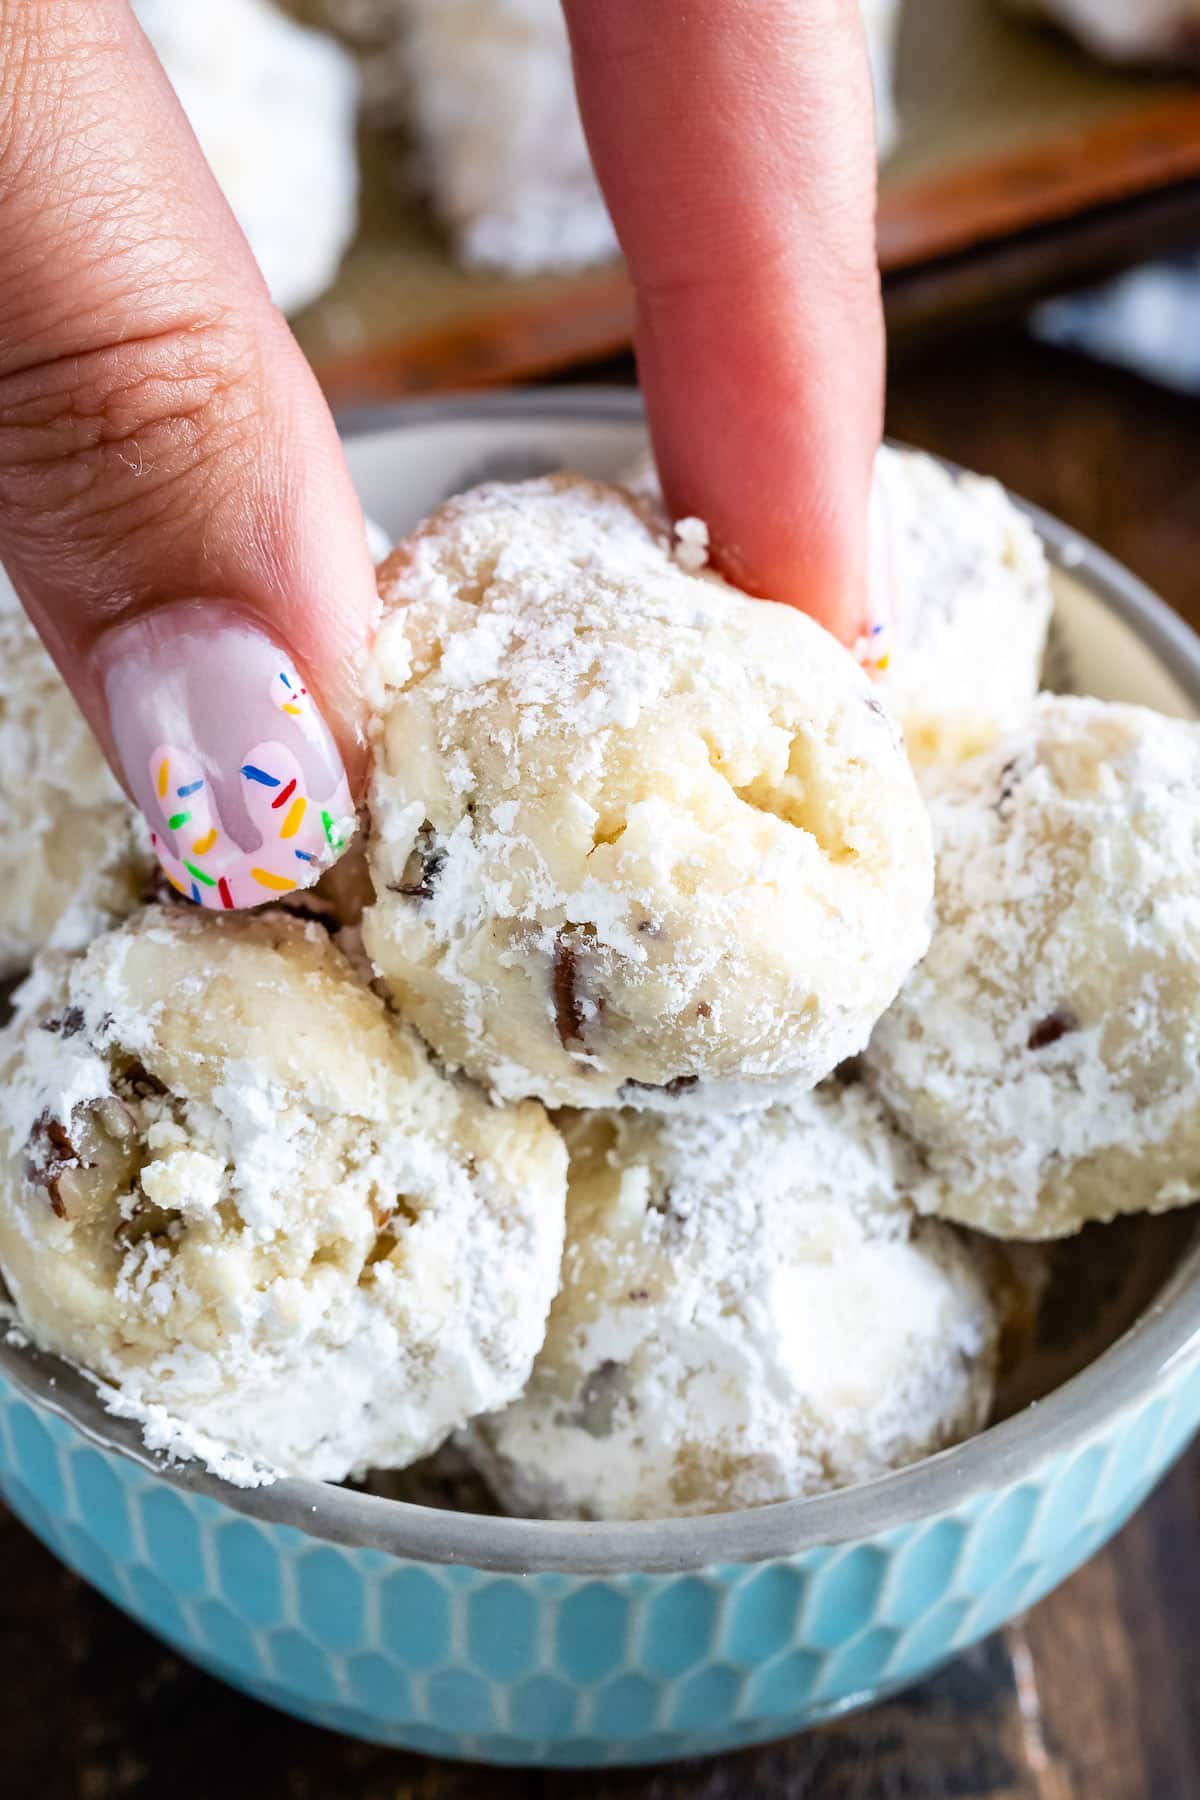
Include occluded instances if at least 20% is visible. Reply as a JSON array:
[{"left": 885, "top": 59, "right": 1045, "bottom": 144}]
[{"left": 7, "top": 333, "right": 1200, "bottom": 1798}]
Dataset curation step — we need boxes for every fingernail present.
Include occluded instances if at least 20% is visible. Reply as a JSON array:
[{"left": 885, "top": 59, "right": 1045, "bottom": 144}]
[{"left": 100, "top": 602, "right": 354, "bottom": 911}]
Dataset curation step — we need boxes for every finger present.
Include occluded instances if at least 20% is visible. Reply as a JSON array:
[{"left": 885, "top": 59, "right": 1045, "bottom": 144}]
[
  {"left": 0, "top": 0, "right": 374, "bottom": 908},
  {"left": 563, "top": 0, "right": 884, "bottom": 643}
]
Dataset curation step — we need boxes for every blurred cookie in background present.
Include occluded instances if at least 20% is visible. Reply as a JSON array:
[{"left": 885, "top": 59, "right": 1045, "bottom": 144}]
[
  {"left": 1004, "top": 0, "right": 1200, "bottom": 68},
  {"left": 135, "top": 0, "right": 360, "bottom": 314}
]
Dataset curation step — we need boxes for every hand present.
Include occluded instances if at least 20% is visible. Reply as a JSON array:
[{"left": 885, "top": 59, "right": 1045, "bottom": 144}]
[
  {"left": 0, "top": 0, "right": 374, "bottom": 911},
  {"left": 0, "top": 0, "right": 882, "bottom": 916},
  {"left": 564, "top": 0, "right": 884, "bottom": 644}
]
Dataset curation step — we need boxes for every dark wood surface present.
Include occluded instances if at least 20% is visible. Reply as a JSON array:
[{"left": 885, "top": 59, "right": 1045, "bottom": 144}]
[{"left": 8, "top": 334, "right": 1200, "bottom": 1797}]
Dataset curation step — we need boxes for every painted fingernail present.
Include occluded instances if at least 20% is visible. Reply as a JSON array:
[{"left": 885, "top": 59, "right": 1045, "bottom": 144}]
[
  {"left": 100, "top": 603, "right": 355, "bottom": 911},
  {"left": 857, "top": 454, "right": 900, "bottom": 678}
]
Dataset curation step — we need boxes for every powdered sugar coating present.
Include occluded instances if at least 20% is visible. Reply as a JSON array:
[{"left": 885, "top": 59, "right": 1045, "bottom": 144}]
[
  {"left": 868, "top": 447, "right": 1054, "bottom": 766},
  {"left": 470, "top": 1089, "right": 997, "bottom": 1520},
  {"left": 0, "top": 572, "right": 148, "bottom": 977},
  {"left": 362, "top": 475, "right": 934, "bottom": 1110},
  {"left": 867, "top": 695, "right": 1200, "bottom": 1237},
  {"left": 0, "top": 907, "right": 566, "bottom": 1479}
]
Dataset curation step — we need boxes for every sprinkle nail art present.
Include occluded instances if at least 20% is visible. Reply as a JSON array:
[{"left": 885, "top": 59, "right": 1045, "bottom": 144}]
[
  {"left": 103, "top": 606, "right": 354, "bottom": 914},
  {"left": 854, "top": 619, "right": 893, "bottom": 678}
]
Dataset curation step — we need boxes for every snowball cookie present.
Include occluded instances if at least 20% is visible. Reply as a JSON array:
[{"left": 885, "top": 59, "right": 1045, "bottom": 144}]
[
  {"left": 470, "top": 1090, "right": 998, "bottom": 1520},
  {"left": 1005, "top": 0, "right": 1200, "bottom": 67},
  {"left": 0, "top": 906, "right": 566, "bottom": 1480},
  {"left": 133, "top": 0, "right": 359, "bottom": 315},
  {"left": 392, "top": 0, "right": 618, "bottom": 274},
  {"left": 0, "top": 572, "right": 148, "bottom": 979},
  {"left": 866, "top": 448, "right": 1053, "bottom": 767},
  {"left": 363, "top": 476, "right": 934, "bottom": 1111},
  {"left": 867, "top": 695, "right": 1200, "bottom": 1238}
]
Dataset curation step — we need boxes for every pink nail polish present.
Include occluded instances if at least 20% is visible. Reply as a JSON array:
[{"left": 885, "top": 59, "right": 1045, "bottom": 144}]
[{"left": 100, "top": 603, "right": 354, "bottom": 911}]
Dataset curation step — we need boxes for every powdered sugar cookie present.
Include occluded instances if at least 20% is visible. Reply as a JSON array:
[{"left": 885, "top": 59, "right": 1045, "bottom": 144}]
[
  {"left": 389, "top": 0, "right": 617, "bottom": 274},
  {"left": 134, "top": 0, "right": 359, "bottom": 314},
  {"left": 867, "top": 696, "right": 1200, "bottom": 1237},
  {"left": 363, "top": 475, "right": 933, "bottom": 1111},
  {"left": 866, "top": 447, "right": 1053, "bottom": 766},
  {"left": 470, "top": 1090, "right": 997, "bottom": 1520},
  {"left": 0, "top": 906, "right": 567, "bottom": 1480}
]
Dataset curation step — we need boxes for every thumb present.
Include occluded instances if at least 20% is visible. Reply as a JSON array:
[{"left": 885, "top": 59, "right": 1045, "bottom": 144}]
[{"left": 0, "top": 0, "right": 373, "bottom": 909}]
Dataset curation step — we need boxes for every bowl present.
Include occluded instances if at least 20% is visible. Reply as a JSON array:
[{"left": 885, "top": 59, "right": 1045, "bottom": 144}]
[{"left": 3, "top": 390, "right": 1200, "bottom": 1769}]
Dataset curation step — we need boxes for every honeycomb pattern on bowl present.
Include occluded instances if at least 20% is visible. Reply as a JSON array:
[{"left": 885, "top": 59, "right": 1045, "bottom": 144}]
[{"left": 1, "top": 1360, "right": 1199, "bottom": 1766}]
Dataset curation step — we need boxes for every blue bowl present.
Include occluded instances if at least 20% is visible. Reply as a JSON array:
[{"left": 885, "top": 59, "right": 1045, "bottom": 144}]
[{"left": 3, "top": 393, "right": 1200, "bottom": 1767}]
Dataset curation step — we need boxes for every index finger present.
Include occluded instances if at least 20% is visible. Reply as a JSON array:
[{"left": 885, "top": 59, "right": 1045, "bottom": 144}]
[{"left": 563, "top": 0, "right": 884, "bottom": 643}]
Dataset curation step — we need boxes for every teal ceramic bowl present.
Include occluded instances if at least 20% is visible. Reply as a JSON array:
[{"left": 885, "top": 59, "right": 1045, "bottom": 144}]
[{"left": 3, "top": 392, "right": 1200, "bottom": 1768}]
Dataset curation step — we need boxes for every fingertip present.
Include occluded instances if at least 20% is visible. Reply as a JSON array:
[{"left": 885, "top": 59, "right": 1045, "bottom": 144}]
[
  {"left": 640, "top": 306, "right": 878, "bottom": 648},
  {"left": 700, "top": 507, "right": 869, "bottom": 649}
]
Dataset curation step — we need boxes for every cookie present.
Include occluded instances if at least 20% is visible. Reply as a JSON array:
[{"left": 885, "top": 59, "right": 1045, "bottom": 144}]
[
  {"left": 363, "top": 475, "right": 933, "bottom": 1110},
  {"left": 389, "top": 0, "right": 616, "bottom": 273},
  {"left": 470, "top": 1089, "right": 997, "bottom": 1519},
  {"left": 0, "top": 574, "right": 148, "bottom": 977},
  {"left": 0, "top": 906, "right": 567, "bottom": 1479},
  {"left": 134, "top": 0, "right": 359, "bottom": 314},
  {"left": 867, "top": 696, "right": 1200, "bottom": 1236},
  {"left": 867, "top": 446, "right": 1053, "bottom": 767}
]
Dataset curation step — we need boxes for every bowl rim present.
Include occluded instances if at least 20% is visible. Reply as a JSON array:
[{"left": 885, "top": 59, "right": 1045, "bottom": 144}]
[{"left": 4, "top": 386, "right": 1200, "bottom": 1577}]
